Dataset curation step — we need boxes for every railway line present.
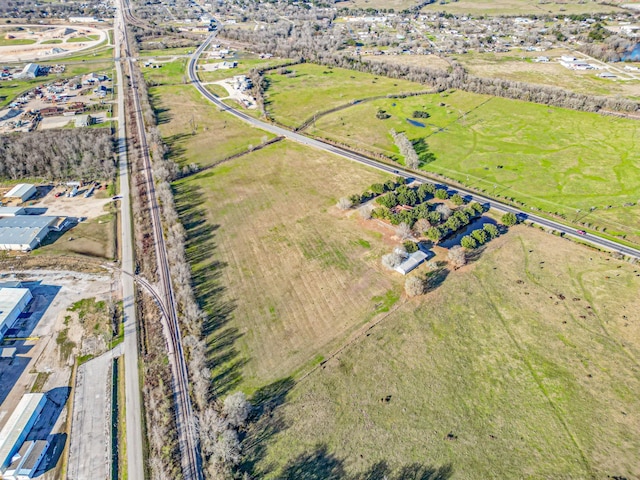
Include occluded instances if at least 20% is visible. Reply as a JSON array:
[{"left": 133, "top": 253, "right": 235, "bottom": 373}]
[{"left": 116, "top": 0, "right": 203, "bottom": 477}]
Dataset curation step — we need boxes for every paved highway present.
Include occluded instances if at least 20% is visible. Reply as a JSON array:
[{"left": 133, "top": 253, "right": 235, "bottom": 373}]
[
  {"left": 113, "top": 4, "right": 146, "bottom": 479},
  {"left": 188, "top": 36, "right": 640, "bottom": 260}
]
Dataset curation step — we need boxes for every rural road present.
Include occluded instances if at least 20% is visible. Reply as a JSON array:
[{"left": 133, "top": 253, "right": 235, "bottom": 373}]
[
  {"left": 188, "top": 35, "right": 640, "bottom": 260},
  {"left": 114, "top": 3, "right": 146, "bottom": 480}
]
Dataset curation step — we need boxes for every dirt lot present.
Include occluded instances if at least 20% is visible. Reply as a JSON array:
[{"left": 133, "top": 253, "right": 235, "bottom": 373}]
[
  {"left": 0, "top": 269, "right": 114, "bottom": 478},
  {"left": 31, "top": 186, "right": 113, "bottom": 220}
]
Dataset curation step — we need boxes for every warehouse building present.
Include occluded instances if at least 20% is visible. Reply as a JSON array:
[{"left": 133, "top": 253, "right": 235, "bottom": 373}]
[
  {"left": 16, "top": 64, "right": 43, "bottom": 80},
  {"left": 0, "top": 287, "right": 33, "bottom": 342},
  {"left": 0, "top": 216, "right": 59, "bottom": 251},
  {"left": 3, "top": 184, "right": 37, "bottom": 203},
  {"left": 0, "top": 207, "right": 26, "bottom": 217},
  {"left": 0, "top": 393, "right": 46, "bottom": 473},
  {"left": 2, "top": 439, "right": 50, "bottom": 480}
]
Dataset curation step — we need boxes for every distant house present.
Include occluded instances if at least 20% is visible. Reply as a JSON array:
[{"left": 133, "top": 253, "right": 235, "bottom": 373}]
[
  {"left": 3, "top": 184, "right": 37, "bottom": 202},
  {"left": 220, "top": 61, "right": 238, "bottom": 69},
  {"left": 395, "top": 250, "right": 428, "bottom": 275}
]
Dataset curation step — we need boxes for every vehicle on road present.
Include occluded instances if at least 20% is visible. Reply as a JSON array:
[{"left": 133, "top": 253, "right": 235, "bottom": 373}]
[
  {"left": 577, "top": 230, "right": 587, "bottom": 235},
  {"left": 112, "top": 195, "right": 122, "bottom": 200}
]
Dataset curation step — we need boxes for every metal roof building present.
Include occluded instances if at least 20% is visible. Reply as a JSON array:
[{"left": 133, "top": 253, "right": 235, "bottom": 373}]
[
  {"left": 0, "top": 207, "right": 25, "bottom": 217},
  {"left": 0, "top": 287, "right": 32, "bottom": 342},
  {"left": 0, "top": 216, "right": 57, "bottom": 251},
  {"left": 395, "top": 250, "right": 429, "bottom": 275},
  {"left": 0, "top": 393, "right": 46, "bottom": 472},
  {"left": 17, "top": 64, "right": 42, "bottom": 80},
  {"left": 3, "top": 184, "right": 37, "bottom": 202},
  {"left": 2, "top": 439, "right": 49, "bottom": 480}
]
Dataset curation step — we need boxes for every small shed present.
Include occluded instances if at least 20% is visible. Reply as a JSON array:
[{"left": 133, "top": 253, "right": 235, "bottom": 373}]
[
  {"left": 3, "top": 184, "right": 37, "bottom": 202},
  {"left": 395, "top": 250, "right": 428, "bottom": 275}
]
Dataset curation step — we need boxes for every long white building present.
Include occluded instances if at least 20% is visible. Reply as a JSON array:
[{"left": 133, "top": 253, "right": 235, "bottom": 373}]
[{"left": 0, "top": 287, "right": 32, "bottom": 342}]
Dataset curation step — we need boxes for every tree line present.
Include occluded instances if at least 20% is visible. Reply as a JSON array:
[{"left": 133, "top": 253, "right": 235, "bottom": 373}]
[{"left": 0, "top": 129, "right": 115, "bottom": 181}]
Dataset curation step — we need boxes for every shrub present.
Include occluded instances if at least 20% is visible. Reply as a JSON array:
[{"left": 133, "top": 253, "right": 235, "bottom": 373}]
[
  {"left": 412, "top": 110, "right": 431, "bottom": 119},
  {"left": 502, "top": 212, "right": 518, "bottom": 226},
  {"left": 471, "top": 228, "right": 488, "bottom": 245},
  {"left": 403, "top": 241, "right": 418, "bottom": 253},
  {"left": 450, "top": 193, "right": 464, "bottom": 206},
  {"left": 434, "top": 188, "right": 449, "bottom": 200},
  {"left": 461, "top": 235, "right": 477, "bottom": 249},
  {"left": 337, "top": 197, "right": 352, "bottom": 210},
  {"left": 427, "top": 226, "right": 443, "bottom": 243},
  {"left": 483, "top": 223, "right": 499, "bottom": 238}
]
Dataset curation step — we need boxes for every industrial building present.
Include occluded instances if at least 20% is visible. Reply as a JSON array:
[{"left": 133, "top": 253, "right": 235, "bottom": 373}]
[
  {"left": 0, "top": 287, "right": 32, "bottom": 341},
  {"left": 0, "top": 216, "right": 59, "bottom": 251},
  {"left": 3, "top": 184, "right": 37, "bottom": 203},
  {"left": 2, "top": 439, "right": 49, "bottom": 480},
  {"left": 0, "top": 207, "right": 26, "bottom": 217},
  {"left": 0, "top": 393, "right": 46, "bottom": 473},
  {"left": 16, "top": 64, "right": 43, "bottom": 80}
]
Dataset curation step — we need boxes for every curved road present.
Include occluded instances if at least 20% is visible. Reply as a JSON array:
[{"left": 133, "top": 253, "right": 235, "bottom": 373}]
[{"left": 188, "top": 36, "right": 640, "bottom": 260}]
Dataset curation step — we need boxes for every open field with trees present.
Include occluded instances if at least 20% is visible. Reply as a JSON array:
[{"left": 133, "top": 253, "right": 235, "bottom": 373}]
[
  {"left": 197, "top": 54, "right": 290, "bottom": 83},
  {"left": 308, "top": 91, "right": 640, "bottom": 243},
  {"left": 263, "top": 63, "right": 427, "bottom": 128},
  {"left": 450, "top": 50, "right": 640, "bottom": 99},
  {"left": 144, "top": 60, "right": 275, "bottom": 169},
  {"left": 173, "top": 140, "right": 404, "bottom": 393},
  {"left": 421, "top": 0, "right": 629, "bottom": 16},
  {"left": 244, "top": 226, "right": 640, "bottom": 479}
]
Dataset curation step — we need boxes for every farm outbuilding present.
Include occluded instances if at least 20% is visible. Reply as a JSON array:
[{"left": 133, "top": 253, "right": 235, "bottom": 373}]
[
  {"left": 395, "top": 250, "right": 428, "bottom": 275},
  {"left": 0, "top": 216, "right": 58, "bottom": 251},
  {"left": 0, "top": 393, "right": 46, "bottom": 473},
  {"left": 0, "top": 207, "right": 26, "bottom": 217},
  {"left": 0, "top": 287, "right": 33, "bottom": 342},
  {"left": 3, "top": 184, "right": 37, "bottom": 202}
]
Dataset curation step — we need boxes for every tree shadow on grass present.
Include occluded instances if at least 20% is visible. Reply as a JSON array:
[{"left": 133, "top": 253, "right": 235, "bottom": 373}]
[
  {"left": 275, "top": 444, "right": 453, "bottom": 480},
  {"left": 149, "top": 91, "right": 172, "bottom": 125},
  {"left": 172, "top": 180, "right": 245, "bottom": 399},
  {"left": 240, "top": 377, "right": 296, "bottom": 477}
]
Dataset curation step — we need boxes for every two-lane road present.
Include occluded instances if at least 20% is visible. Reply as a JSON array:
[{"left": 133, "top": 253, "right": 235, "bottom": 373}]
[{"left": 187, "top": 36, "right": 640, "bottom": 260}]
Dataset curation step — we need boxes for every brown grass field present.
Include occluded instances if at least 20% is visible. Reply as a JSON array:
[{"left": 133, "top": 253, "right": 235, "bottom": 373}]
[
  {"left": 244, "top": 226, "right": 640, "bottom": 479},
  {"left": 174, "top": 140, "right": 404, "bottom": 393},
  {"left": 421, "top": 0, "right": 630, "bottom": 16}
]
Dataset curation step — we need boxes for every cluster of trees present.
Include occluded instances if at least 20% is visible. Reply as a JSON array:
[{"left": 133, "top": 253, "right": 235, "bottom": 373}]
[
  {"left": 0, "top": 130, "right": 115, "bottom": 181},
  {"left": 412, "top": 110, "right": 430, "bottom": 119},
  {"left": 424, "top": 202, "right": 484, "bottom": 243},
  {"left": 340, "top": 176, "right": 406, "bottom": 208},
  {"left": 390, "top": 129, "right": 420, "bottom": 169},
  {"left": 460, "top": 223, "right": 499, "bottom": 249},
  {"left": 578, "top": 35, "right": 637, "bottom": 62}
]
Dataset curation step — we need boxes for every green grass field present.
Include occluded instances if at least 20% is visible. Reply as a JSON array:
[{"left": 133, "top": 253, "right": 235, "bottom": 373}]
[
  {"left": 263, "top": 63, "right": 427, "bottom": 128},
  {"left": 174, "top": 140, "right": 401, "bottom": 393},
  {"left": 0, "top": 37, "right": 37, "bottom": 46},
  {"left": 421, "top": 0, "right": 627, "bottom": 15},
  {"left": 246, "top": 227, "right": 640, "bottom": 479},
  {"left": 308, "top": 91, "right": 640, "bottom": 243},
  {"left": 67, "top": 35, "right": 100, "bottom": 43},
  {"left": 145, "top": 60, "right": 275, "bottom": 168},
  {"left": 41, "top": 39, "right": 63, "bottom": 44}
]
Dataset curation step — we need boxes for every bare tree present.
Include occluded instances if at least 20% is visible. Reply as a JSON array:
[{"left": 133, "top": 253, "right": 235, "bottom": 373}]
[
  {"left": 405, "top": 275, "right": 425, "bottom": 297},
  {"left": 358, "top": 205, "right": 373, "bottom": 220},
  {"left": 382, "top": 251, "right": 404, "bottom": 270},
  {"left": 435, "top": 203, "right": 452, "bottom": 220},
  {"left": 337, "top": 197, "right": 353, "bottom": 210},
  {"left": 223, "top": 392, "right": 251, "bottom": 428},
  {"left": 447, "top": 246, "right": 466, "bottom": 269},
  {"left": 396, "top": 222, "right": 412, "bottom": 240},
  {"left": 413, "top": 218, "right": 431, "bottom": 234}
]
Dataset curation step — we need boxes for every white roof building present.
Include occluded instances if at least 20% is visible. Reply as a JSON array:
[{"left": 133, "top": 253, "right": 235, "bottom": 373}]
[
  {"left": 0, "top": 287, "right": 33, "bottom": 341},
  {"left": 3, "top": 184, "right": 37, "bottom": 202},
  {"left": 0, "top": 393, "right": 46, "bottom": 473},
  {"left": 0, "top": 216, "right": 58, "bottom": 251},
  {"left": 0, "top": 207, "right": 25, "bottom": 217},
  {"left": 395, "top": 250, "right": 428, "bottom": 275}
]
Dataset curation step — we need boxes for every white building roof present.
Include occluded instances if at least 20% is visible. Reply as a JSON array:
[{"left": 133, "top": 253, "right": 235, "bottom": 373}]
[
  {"left": 0, "top": 207, "right": 25, "bottom": 217},
  {"left": 0, "top": 287, "right": 32, "bottom": 335},
  {"left": 3, "top": 184, "right": 36, "bottom": 200},
  {"left": 0, "top": 393, "right": 46, "bottom": 470},
  {"left": 395, "top": 250, "right": 428, "bottom": 275},
  {"left": 0, "top": 216, "right": 57, "bottom": 248}
]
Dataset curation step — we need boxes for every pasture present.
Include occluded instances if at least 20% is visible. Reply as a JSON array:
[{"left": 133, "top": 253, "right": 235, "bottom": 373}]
[
  {"left": 144, "top": 59, "right": 274, "bottom": 168},
  {"left": 245, "top": 226, "right": 640, "bottom": 479},
  {"left": 197, "top": 54, "right": 289, "bottom": 83},
  {"left": 263, "top": 63, "right": 427, "bottom": 128},
  {"left": 308, "top": 91, "right": 640, "bottom": 243},
  {"left": 173, "top": 140, "right": 403, "bottom": 393},
  {"left": 421, "top": 0, "right": 628, "bottom": 16}
]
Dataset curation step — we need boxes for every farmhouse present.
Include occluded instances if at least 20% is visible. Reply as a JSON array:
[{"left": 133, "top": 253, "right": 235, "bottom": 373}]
[
  {"left": 0, "top": 216, "right": 61, "bottom": 251},
  {"left": 3, "top": 184, "right": 37, "bottom": 202},
  {"left": 395, "top": 250, "right": 428, "bottom": 275},
  {"left": 0, "top": 287, "right": 32, "bottom": 342},
  {"left": 0, "top": 394, "right": 46, "bottom": 475}
]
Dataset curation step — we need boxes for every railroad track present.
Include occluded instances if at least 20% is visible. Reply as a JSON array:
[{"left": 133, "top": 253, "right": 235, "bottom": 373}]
[{"left": 117, "top": 0, "right": 203, "bottom": 477}]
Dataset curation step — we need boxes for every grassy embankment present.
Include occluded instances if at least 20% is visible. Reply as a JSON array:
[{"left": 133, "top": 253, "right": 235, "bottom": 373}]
[{"left": 302, "top": 90, "right": 640, "bottom": 244}]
